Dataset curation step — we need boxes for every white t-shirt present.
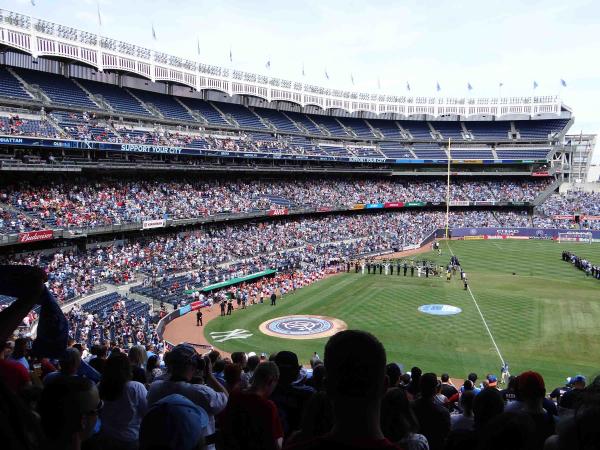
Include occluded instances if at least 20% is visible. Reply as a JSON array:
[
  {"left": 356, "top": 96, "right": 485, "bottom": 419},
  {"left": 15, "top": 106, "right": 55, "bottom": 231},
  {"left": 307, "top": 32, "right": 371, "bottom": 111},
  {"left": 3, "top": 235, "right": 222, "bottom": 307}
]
[
  {"left": 100, "top": 381, "right": 148, "bottom": 442},
  {"left": 147, "top": 380, "right": 228, "bottom": 448}
]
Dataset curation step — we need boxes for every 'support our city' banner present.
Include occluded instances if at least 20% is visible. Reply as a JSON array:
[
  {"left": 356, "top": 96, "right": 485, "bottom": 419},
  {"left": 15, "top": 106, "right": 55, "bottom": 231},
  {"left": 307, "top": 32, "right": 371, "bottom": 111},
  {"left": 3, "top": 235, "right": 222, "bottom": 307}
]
[
  {"left": 142, "top": 219, "right": 166, "bottom": 229},
  {"left": 452, "top": 227, "right": 600, "bottom": 240},
  {"left": 17, "top": 229, "right": 54, "bottom": 243}
]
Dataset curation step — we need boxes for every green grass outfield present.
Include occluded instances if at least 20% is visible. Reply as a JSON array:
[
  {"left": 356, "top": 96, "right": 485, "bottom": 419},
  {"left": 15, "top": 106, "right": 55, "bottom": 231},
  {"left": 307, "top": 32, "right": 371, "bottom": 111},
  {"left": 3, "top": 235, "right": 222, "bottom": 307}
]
[{"left": 204, "top": 240, "right": 600, "bottom": 389}]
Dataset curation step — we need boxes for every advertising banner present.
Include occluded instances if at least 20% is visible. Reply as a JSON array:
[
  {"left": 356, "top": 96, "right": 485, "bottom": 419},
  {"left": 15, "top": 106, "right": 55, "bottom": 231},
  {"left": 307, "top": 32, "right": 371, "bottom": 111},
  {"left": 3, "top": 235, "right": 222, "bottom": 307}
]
[
  {"left": 365, "top": 203, "right": 384, "bottom": 209},
  {"left": 17, "top": 229, "right": 54, "bottom": 243},
  {"left": 317, "top": 207, "right": 332, "bottom": 212},
  {"left": 267, "top": 208, "right": 289, "bottom": 216},
  {"left": 452, "top": 227, "right": 600, "bottom": 239},
  {"left": 352, "top": 204, "right": 366, "bottom": 210},
  {"left": 405, "top": 201, "right": 426, "bottom": 207},
  {"left": 449, "top": 201, "right": 471, "bottom": 206},
  {"left": 384, "top": 202, "right": 404, "bottom": 209},
  {"left": 142, "top": 219, "right": 166, "bottom": 229},
  {"left": 0, "top": 135, "right": 548, "bottom": 166},
  {"left": 474, "top": 201, "right": 495, "bottom": 206},
  {"left": 552, "top": 215, "right": 574, "bottom": 220}
]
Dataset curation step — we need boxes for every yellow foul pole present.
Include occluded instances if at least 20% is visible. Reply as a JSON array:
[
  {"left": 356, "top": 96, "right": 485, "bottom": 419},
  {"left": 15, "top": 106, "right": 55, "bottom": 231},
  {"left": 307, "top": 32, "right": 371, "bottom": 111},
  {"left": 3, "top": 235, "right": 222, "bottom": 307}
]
[{"left": 445, "top": 138, "right": 451, "bottom": 239}]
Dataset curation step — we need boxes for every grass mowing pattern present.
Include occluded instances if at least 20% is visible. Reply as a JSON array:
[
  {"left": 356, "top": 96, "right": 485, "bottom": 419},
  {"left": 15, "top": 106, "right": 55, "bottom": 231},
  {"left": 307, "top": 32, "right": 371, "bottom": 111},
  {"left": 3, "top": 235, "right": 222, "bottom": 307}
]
[{"left": 204, "top": 240, "right": 600, "bottom": 388}]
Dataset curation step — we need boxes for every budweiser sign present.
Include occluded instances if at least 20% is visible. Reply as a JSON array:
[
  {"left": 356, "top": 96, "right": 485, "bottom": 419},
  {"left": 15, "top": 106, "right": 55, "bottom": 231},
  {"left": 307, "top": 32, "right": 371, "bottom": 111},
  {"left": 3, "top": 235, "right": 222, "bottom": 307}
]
[{"left": 18, "top": 230, "right": 54, "bottom": 243}]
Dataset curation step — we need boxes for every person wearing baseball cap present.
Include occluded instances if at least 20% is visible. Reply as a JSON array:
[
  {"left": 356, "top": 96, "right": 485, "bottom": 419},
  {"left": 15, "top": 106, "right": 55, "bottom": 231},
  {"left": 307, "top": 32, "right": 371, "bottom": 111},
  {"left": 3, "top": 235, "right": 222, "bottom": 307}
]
[
  {"left": 486, "top": 374, "right": 498, "bottom": 389},
  {"left": 560, "top": 375, "right": 586, "bottom": 410},
  {"left": 147, "top": 343, "right": 227, "bottom": 450},
  {"left": 139, "top": 394, "right": 208, "bottom": 450}
]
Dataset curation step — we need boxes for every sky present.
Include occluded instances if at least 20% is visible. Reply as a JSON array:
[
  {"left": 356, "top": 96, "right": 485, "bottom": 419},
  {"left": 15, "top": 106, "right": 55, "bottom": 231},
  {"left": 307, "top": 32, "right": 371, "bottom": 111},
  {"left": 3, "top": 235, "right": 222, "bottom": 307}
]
[{"left": 4, "top": 0, "right": 600, "bottom": 162}]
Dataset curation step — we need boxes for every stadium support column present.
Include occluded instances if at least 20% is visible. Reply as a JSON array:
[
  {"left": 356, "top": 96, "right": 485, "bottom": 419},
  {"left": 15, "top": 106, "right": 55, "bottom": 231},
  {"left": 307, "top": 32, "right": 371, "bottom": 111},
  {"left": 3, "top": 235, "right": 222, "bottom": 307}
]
[{"left": 445, "top": 138, "right": 451, "bottom": 239}]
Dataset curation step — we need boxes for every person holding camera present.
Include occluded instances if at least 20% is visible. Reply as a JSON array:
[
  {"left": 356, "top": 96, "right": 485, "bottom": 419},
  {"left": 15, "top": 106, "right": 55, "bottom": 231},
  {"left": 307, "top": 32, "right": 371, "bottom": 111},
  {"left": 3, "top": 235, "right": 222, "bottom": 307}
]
[{"left": 147, "top": 343, "right": 228, "bottom": 450}]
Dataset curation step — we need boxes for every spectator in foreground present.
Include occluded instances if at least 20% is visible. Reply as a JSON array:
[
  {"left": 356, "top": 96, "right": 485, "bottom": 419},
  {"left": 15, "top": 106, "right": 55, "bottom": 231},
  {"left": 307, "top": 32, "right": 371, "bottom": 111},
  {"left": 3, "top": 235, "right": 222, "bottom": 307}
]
[
  {"left": 128, "top": 345, "right": 148, "bottom": 385},
  {"left": 0, "top": 340, "right": 31, "bottom": 394},
  {"left": 147, "top": 343, "right": 227, "bottom": 450},
  {"left": 222, "top": 361, "right": 283, "bottom": 449},
  {"left": 287, "top": 329, "right": 401, "bottom": 449},
  {"left": 98, "top": 352, "right": 148, "bottom": 449},
  {"left": 43, "top": 347, "right": 81, "bottom": 385},
  {"left": 477, "top": 412, "right": 535, "bottom": 450},
  {"left": 139, "top": 393, "right": 208, "bottom": 450},
  {"left": 39, "top": 376, "right": 101, "bottom": 450},
  {"left": 559, "top": 375, "right": 586, "bottom": 411},
  {"left": 381, "top": 387, "right": 429, "bottom": 449},
  {"left": 271, "top": 350, "right": 315, "bottom": 437},
  {"left": 450, "top": 390, "right": 475, "bottom": 431},
  {"left": 439, "top": 373, "right": 457, "bottom": 400},
  {"left": 287, "top": 391, "right": 334, "bottom": 445},
  {"left": 514, "top": 371, "right": 554, "bottom": 449},
  {"left": 411, "top": 373, "right": 450, "bottom": 450}
]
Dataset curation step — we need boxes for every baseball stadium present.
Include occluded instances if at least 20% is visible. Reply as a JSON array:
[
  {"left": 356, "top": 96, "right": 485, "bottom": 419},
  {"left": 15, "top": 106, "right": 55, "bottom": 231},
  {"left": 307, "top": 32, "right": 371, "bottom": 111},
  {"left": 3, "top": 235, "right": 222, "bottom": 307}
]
[{"left": 1, "top": 2, "right": 599, "bottom": 449}]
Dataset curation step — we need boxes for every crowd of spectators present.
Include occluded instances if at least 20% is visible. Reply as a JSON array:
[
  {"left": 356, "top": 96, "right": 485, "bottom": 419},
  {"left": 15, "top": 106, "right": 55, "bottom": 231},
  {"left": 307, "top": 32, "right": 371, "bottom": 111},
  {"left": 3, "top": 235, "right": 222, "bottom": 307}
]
[
  {"left": 0, "top": 114, "right": 61, "bottom": 138},
  {"left": 0, "top": 177, "right": 551, "bottom": 230},
  {"left": 1, "top": 210, "right": 517, "bottom": 302},
  {"left": 3, "top": 282, "right": 600, "bottom": 450},
  {"left": 66, "top": 298, "right": 161, "bottom": 351},
  {"left": 535, "top": 191, "right": 600, "bottom": 230},
  {"left": 0, "top": 205, "right": 45, "bottom": 234}
]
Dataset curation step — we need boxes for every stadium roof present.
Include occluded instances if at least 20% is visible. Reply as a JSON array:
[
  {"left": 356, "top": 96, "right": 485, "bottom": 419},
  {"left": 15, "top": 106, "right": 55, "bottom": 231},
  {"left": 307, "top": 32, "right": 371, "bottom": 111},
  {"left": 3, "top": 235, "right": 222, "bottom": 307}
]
[{"left": 0, "top": 8, "right": 570, "bottom": 119}]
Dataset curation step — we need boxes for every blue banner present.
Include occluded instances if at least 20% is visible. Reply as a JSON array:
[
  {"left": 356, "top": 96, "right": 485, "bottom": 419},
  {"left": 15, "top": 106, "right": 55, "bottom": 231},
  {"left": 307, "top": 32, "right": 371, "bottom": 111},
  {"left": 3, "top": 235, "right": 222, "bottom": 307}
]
[
  {"left": 0, "top": 135, "right": 547, "bottom": 165},
  {"left": 365, "top": 203, "right": 384, "bottom": 209},
  {"left": 452, "top": 227, "right": 600, "bottom": 239}
]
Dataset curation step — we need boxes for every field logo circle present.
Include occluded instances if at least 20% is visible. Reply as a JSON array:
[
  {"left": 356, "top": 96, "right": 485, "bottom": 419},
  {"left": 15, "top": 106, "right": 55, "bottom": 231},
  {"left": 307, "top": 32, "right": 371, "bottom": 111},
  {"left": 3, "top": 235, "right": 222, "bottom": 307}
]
[
  {"left": 418, "top": 304, "right": 462, "bottom": 316},
  {"left": 259, "top": 315, "right": 347, "bottom": 340},
  {"left": 268, "top": 317, "right": 332, "bottom": 336}
]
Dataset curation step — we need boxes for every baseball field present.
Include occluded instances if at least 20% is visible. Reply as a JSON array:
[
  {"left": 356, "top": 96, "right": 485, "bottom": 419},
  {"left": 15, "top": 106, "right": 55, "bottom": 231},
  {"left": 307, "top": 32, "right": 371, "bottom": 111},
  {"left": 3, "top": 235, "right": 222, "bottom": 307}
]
[{"left": 204, "top": 240, "right": 600, "bottom": 389}]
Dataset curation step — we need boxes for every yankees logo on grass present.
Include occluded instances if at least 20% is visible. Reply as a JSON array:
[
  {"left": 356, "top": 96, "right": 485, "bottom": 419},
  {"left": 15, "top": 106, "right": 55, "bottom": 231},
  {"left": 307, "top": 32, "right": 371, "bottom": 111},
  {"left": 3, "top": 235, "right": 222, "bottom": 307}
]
[
  {"left": 209, "top": 329, "right": 253, "bottom": 342},
  {"left": 259, "top": 315, "right": 347, "bottom": 340}
]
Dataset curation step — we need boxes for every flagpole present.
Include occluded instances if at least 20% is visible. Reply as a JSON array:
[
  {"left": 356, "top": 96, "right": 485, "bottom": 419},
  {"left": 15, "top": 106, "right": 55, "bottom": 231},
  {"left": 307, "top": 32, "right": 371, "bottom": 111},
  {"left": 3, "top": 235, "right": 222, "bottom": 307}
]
[{"left": 445, "top": 137, "right": 451, "bottom": 240}]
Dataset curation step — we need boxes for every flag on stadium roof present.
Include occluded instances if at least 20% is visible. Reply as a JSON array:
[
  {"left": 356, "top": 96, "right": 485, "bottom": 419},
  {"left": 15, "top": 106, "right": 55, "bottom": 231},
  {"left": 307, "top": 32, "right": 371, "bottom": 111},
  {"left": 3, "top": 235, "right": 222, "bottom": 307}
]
[
  {"left": 378, "top": 78, "right": 381, "bottom": 89},
  {"left": 406, "top": 82, "right": 410, "bottom": 91},
  {"left": 351, "top": 73, "right": 355, "bottom": 85},
  {"left": 302, "top": 62, "right": 305, "bottom": 77},
  {"left": 197, "top": 38, "right": 201, "bottom": 56},
  {"left": 533, "top": 80, "right": 538, "bottom": 89},
  {"left": 436, "top": 82, "right": 441, "bottom": 92},
  {"left": 229, "top": 48, "right": 233, "bottom": 63},
  {"left": 30, "top": 0, "right": 36, "bottom": 6},
  {"left": 560, "top": 79, "right": 567, "bottom": 87},
  {"left": 499, "top": 82, "right": 504, "bottom": 87},
  {"left": 265, "top": 60, "right": 271, "bottom": 70},
  {"left": 325, "top": 69, "right": 330, "bottom": 80},
  {"left": 97, "top": 3, "right": 102, "bottom": 27},
  {"left": 467, "top": 82, "right": 473, "bottom": 91},
  {"left": 151, "top": 24, "right": 157, "bottom": 40}
]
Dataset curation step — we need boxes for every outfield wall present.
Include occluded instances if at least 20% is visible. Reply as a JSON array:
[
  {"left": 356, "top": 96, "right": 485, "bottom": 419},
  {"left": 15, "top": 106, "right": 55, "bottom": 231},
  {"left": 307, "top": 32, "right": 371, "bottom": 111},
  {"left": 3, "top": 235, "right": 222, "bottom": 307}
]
[{"left": 451, "top": 227, "right": 600, "bottom": 241}]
